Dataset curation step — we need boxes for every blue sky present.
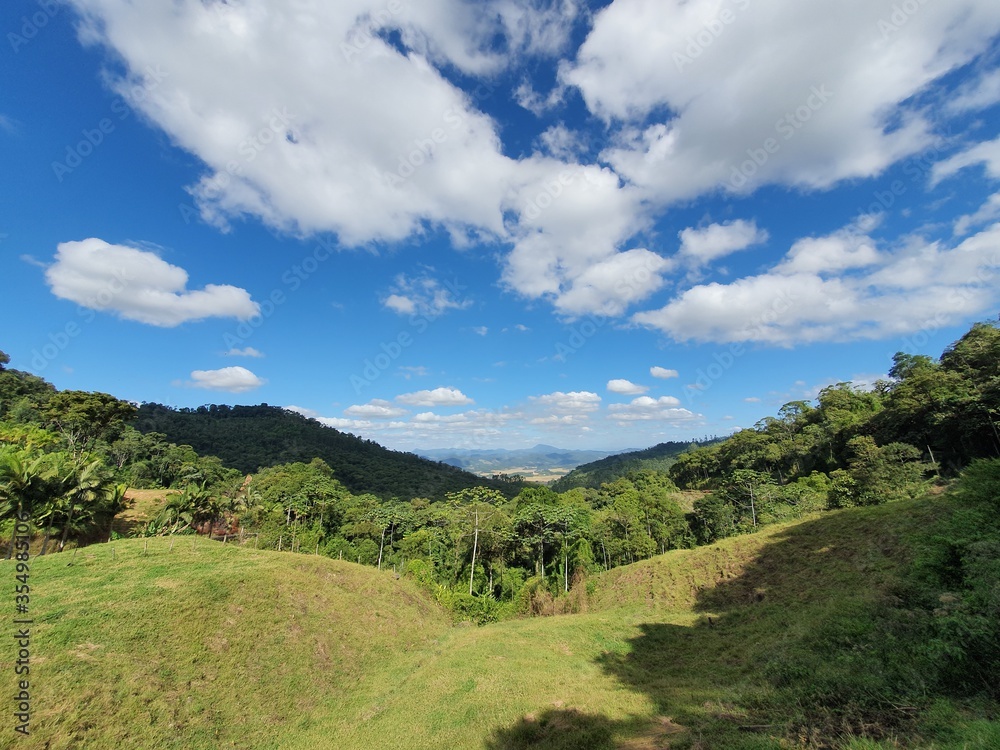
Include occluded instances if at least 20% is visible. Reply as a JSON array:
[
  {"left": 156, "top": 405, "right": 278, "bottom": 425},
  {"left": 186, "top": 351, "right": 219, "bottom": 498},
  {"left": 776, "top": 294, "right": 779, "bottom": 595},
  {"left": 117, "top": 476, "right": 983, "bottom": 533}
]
[{"left": 2, "top": 0, "right": 999, "bottom": 451}]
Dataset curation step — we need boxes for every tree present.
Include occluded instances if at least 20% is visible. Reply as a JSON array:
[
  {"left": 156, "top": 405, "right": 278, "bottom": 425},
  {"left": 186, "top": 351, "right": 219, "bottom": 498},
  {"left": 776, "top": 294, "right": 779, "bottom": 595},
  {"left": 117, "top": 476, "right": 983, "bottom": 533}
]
[
  {"left": 0, "top": 350, "right": 9, "bottom": 369},
  {"left": 42, "top": 391, "right": 136, "bottom": 457}
]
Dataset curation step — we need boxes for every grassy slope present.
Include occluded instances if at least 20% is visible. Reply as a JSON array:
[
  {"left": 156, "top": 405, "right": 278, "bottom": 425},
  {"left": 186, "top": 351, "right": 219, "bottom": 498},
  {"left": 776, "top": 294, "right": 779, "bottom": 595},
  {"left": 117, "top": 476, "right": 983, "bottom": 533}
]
[{"left": 5, "top": 495, "right": 998, "bottom": 749}]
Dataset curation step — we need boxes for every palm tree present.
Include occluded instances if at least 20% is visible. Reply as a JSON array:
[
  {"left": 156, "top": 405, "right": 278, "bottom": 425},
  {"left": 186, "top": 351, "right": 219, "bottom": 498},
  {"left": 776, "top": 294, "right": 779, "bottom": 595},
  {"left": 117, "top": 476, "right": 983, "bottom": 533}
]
[
  {"left": 56, "top": 458, "right": 110, "bottom": 552},
  {"left": 0, "top": 450, "right": 51, "bottom": 559}
]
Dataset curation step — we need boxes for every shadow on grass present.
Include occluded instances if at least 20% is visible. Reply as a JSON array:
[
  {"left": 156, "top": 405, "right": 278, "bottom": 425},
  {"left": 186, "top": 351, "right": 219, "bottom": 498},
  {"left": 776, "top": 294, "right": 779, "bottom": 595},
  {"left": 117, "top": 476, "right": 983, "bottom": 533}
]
[{"left": 485, "top": 503, "right": 940, "bottom": 749}]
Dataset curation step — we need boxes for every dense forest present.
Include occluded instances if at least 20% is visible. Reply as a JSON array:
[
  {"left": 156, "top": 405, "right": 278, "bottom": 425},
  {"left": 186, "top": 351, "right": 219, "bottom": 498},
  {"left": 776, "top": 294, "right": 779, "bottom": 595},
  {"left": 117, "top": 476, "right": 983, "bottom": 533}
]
[
  {"left": 550, "top": 439, "right": 713, "bottom": 492},
  {"left": 1, "top": 320, "right": 998, "bottom": 623},
  {"left": 132, "top": 402, "right": 517, "bottom": 499}
]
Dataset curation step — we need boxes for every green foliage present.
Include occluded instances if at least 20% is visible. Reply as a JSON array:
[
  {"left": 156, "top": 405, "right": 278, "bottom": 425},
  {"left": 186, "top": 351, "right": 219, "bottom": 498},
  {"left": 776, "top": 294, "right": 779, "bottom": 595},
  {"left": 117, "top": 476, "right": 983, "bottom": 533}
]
[
  {"left": 550, "top": 440, "right": 710, "bottom": 492},
  {"left": 133, "top": 402, "right": 516, "bottom": 500}
]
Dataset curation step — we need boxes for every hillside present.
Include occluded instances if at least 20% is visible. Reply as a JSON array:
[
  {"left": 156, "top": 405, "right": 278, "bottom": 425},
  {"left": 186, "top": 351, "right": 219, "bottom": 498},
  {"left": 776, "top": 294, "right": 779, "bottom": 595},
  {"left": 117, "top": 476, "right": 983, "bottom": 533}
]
[
  {"left": 133, "top": 402, "right": 518, "bottom": 500},
  {"left": 550, "top": 439, "right": 708, "bottom": 492},
  {"left": 417, "top": 444, "right": 620, "bottom": 479},
  {"left": 9, "top": 487, "right": 998, "bottom": 749}
]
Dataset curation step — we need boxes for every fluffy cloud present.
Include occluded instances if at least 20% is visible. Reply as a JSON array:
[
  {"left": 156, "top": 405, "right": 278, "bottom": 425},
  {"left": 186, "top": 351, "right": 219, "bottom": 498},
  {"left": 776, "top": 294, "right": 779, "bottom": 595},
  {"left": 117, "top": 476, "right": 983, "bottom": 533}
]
[
  {"left": 607, "top": 378, "right": 648, "bottom": 395},
  {"left": 678, "top": 220, "right": 768, "bottom": 265},
  {"left": 530, "top": 390, "right": 602, "bottom": 412},
  {"left": 564, "top": 0, "right": 1000, "bottom": 199},
  {"left": 607, "top": 396, "right": 695, "bottom": 422},
  {"left": 344, "top": 399, "right": 409, "bottom": 418},
  {"left": 63, "top": 0, "right": 1000, "bottom": 338},
  {"left": 189, "top": 366, "right": 265, "bottom": 392},
  {"left": 396, "top": 386, "right": 474, "bottom": 406},
  {"left": 45, "top": 238, "right": 259, "bottom": 326},
  {"left": 650, "top": 366, "right": 679, "bottom": 379},
  {"left": 634, "top": 219, "right": 1000, "bottom": 345}
]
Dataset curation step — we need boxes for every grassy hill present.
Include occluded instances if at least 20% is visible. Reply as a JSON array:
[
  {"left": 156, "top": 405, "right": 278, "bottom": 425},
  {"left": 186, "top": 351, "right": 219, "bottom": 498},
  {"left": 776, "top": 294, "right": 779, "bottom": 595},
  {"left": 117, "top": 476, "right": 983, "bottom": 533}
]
[
  {"left": 133, "top": 402, "right": 517, "bottom": 500},
  {"left": 6, "top": 491, "right": 998, "bottom": 749},
  {"left": 549, "top": 440, "right": 709, "bottom": 491}
]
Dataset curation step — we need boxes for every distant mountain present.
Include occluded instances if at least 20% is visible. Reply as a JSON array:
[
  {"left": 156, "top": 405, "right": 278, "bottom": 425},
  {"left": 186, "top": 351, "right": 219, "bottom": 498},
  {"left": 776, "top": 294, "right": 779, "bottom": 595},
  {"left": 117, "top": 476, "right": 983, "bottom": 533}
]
[
  {"left": 416, "top": 444, "right": 622, "bottom": 479},
  {"left": 549, "top": 440, "right": 717, "bottom": 492},
  {"left": 133, "top": 403, "right": 518, "bottom": 500}
]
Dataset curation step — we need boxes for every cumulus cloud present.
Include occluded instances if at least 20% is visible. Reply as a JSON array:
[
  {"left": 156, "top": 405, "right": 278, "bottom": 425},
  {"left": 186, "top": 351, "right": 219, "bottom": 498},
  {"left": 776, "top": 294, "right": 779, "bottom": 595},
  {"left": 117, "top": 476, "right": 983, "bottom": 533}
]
[
  {"left": 607, "top": 378, "right": 648, "bottom": 395},
  {"left": 62, "top": 0, "right": 1000, "bottom": 338},
  {"left": 650, "top": 366, "right": 679, "bottom": 379},
  {"left": 563, "top": 0, "right": 1000, "bottom": 199},
  {"left": 189, "top": 366, "right": 265, "bottom": 392},
  {"left": 396, "top": 386, "right": 474, "bottom": 406},
  {"left": 45, "top": 238, "right": 259, "bottom": 326},
  {"left": 607, "top": 395, "right": 695, "bottom": 422},
  {"left": 530, "top": 390, "right": 602, "bottom": 413},
  {"left": 344, "top": 399, "right": 409, "bottom": 418},
  {"left": 678, "top": 220, "right": 768, "bottom": 265},
  {"left": 633, "top": 220, "right": 1000, "bottom": 345}
]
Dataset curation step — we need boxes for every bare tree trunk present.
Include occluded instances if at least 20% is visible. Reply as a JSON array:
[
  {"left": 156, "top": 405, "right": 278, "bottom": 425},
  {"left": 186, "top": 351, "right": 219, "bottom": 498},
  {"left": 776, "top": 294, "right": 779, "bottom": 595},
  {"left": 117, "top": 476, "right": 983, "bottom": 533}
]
[
  {"left": 378, "top": 525, "right": 387, "bottom": 570},
  {"left": 40, "top": 513, "right": 55, "bottom": 556},
  {"left": 469, "top": 516, "right": 479, "bottom": 596}
]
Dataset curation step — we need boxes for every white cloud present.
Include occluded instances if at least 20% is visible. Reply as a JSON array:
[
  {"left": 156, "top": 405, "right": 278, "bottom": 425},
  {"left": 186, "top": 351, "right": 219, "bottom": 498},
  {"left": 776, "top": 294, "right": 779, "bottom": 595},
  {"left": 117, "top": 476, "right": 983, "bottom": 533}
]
[
  {"left": 538, "top": 123, "right": 583, "bottom": 158},
  {"left": 744, "top": 397, "right": 761, "bottom": 403},
  {"left": 225, "top": 346, "right": 264, "bottom": 357},
  {"left": 634, "top": 221, "right": 1000, "bottom": 345},
  {"left": 396, "top": 386, "right": 474, "bottom": 406},
  {"left": 563, "top": 0, "right": 1000, "bottom": 199},
  {"left": 607, "top": 378, "right": 648, "bottom": 395},
  {"left": 550, "top": 247, "right": 672, "bottom": 317},
  {"left": 472, "top": 326, "right": 488, "bottom": 336},
  {"left": 775, "top": 220, "right": 882, "bottom": 275},
  {"left": 954, "top": 192, "right": 1000, "bottom": 237},
  {"left": 398, "top": 365, "right": 429, "bottom": 379},
  {"left": 932, "top": 135, "right": 1000, "bottom": 186},
  {"left": 650, "top": 366, "right": 679, "bottom": 379},
  {"left": 381, "top": 272, "right": 471, "bottom": 318},
  {"left": 678, "top": 220, "right": 768, "bottom": 265},
  {"left": 945, "top": 68, "right": 1000, "bottom": 114},
  {"left": 189, "top": 366, "right": 265, "bottom": 393},
  {"left": 608, "top": 396, "right": 695, "bottom": 422},
  {"left": 63, "top": 0, "right": 1000, "bottom": 341},
  {"left": 344, "top": 399, "right": 409, "bottom": 418},
  {"left": 530, "top": 390, "right": 601, "bottom": 412},
  {"left": 45, "top": 238, "right": 259, "bottom": 327}
]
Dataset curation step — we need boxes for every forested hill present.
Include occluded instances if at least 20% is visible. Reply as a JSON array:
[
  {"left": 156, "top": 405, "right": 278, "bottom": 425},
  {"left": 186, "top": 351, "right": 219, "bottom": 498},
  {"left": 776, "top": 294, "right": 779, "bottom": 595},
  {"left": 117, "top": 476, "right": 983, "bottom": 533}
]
[
  {"left": 550, "top": 439, "right": 711, "bottom": 491},
  {"left": 133, "top": 403, "right": 517, "bottom": 500}
]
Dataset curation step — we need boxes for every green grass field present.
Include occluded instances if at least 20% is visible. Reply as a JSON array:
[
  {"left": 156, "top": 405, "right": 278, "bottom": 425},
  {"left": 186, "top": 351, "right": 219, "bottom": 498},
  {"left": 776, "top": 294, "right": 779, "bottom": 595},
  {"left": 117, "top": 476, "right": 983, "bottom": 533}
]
[{"left": 3, "top": 494, "right": 997, "bottom": 749}]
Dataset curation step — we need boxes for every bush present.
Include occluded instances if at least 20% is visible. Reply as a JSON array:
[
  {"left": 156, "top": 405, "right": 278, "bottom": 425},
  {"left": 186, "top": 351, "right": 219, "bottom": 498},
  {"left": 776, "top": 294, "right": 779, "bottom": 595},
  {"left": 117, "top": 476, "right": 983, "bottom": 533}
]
[{"left": 956, "top": 458, "right": 1000, "bottom": 507}]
